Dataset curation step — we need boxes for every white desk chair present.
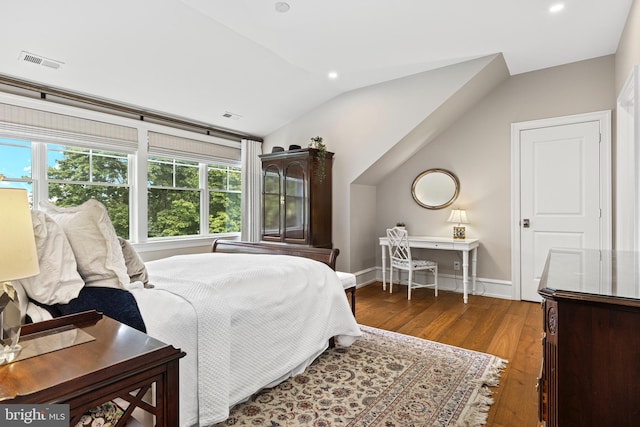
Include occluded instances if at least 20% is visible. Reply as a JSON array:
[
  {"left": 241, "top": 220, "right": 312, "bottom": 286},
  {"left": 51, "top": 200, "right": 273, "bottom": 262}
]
[{"left": 386, "top": 227, "right": 438, "bottom": 300}]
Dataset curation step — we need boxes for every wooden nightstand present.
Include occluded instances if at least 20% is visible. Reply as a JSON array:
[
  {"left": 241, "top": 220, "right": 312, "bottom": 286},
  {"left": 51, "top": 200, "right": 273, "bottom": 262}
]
[{"left": 0, "top": 310, "right": 185, "bottom": 426}]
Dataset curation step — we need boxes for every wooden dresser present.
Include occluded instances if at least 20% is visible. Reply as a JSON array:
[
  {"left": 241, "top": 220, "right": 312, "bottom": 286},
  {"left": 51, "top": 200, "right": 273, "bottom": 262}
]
[{"left": 538, "top": 249, "right": 640, "bottom": 426}]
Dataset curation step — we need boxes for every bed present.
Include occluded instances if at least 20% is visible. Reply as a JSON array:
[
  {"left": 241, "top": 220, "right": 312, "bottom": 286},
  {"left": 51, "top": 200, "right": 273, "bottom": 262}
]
[
  {"left": 14, "top": 201, "right": 362, "bottom": 427},
  {"left": 130, "top": 240, "right": 361, "bottom": 426}
]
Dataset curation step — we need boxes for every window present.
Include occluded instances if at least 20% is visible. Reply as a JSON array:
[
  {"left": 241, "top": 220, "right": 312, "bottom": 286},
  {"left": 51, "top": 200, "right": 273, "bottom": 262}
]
[
  {"left": 147, "top": 156, "right": 200, "bottom": 238},
  {"left": 147, "top": 131, "right": 242, "bottom": 239},
  {"left": 208, "top": 164, "right": 241, "bottom": 233},
  {"left": 47, "top": 144, "right": 130, "bottom": 238},
  {"left": 0, "top": 96, "right": 243, "bottom": 245},
  {"left": 0, "top": 138, "right": 32, "bottom": 196},
  {"left": 146, "top": 157, "right": 242, "bottom": 238}
]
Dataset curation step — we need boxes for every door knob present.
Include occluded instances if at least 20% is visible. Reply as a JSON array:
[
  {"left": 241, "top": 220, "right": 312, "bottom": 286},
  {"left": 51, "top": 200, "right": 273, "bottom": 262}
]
[{"left": 523, "top": 218, "right": 530, "bottom": 228}]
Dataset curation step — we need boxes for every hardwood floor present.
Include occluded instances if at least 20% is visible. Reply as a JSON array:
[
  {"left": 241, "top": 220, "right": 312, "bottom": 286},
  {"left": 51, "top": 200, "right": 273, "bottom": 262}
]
[{"left": 353, "top": 282, "right": 542, "bottom": 427}]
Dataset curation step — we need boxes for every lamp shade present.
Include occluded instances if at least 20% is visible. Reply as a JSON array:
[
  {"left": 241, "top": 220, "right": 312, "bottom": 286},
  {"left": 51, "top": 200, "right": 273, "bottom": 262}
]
[
  {"left": 447, "top": 209, "right": 469, "bottom": 225},
  {"left": 0, "top": 189, "right": 39, "bottom": 281}
]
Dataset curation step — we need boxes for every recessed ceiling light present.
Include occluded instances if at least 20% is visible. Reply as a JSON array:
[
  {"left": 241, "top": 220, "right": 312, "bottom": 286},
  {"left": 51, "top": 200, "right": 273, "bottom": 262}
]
[
  {"left": 328, "top": 71, "right": 339, "bottom": 80},
  {"left": 275, "top": 2, "right": 290, "bottom": 13},
  {"left": 549, "top": 3, "right": 565, "bottom": 13}
]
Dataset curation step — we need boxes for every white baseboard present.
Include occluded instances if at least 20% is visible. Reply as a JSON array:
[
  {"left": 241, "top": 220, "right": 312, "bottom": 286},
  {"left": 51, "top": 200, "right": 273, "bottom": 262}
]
[
  {"left": 350, "top": 267, "right": 515, "bottom": 300},
  {"left": 350, "top": 267, "right": 378, "bottom": 288}
]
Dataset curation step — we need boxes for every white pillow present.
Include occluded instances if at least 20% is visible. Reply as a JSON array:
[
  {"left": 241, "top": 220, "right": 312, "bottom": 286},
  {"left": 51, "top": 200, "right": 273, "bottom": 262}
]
[
  {"left": 26, "top": 302, "right": 53, "bottom": 323},
  {"left": 118, "top": 237, "right": 153, "bottom": 288},
  {"left": 14, "top": 211, "right": 84, "bottom": 305},
  {"left": 41, "top": 200, "right": 130, "bottom": 289}
]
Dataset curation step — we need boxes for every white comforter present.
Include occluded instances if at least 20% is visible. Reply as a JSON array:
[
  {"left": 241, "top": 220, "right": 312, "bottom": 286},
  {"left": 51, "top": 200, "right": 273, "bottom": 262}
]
[{"left": 130, "top": 252, "right": 361, "bottom": 426}]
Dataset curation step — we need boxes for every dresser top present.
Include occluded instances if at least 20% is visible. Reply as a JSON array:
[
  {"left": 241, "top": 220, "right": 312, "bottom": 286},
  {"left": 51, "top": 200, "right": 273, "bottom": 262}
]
[{"left": 538, "top": 248, "right": 640, "bottom": 306}]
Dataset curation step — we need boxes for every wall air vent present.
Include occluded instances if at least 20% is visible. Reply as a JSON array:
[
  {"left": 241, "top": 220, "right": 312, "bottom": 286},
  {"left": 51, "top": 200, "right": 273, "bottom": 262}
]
[
  {"left": 19, "top": 51, "right": 64, "bottom": 69},
  {"left": 222, "top": 111, "right": 242, "bottom": 120}
]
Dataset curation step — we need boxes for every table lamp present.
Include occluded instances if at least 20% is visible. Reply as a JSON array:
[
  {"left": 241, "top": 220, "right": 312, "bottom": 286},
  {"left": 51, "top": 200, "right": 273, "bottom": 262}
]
[
  {"left": 0, "top": 188, "right": 39, "bottom": 364},
  {"left": 447, "top": 208, "right": 469, "bottom": 239}
]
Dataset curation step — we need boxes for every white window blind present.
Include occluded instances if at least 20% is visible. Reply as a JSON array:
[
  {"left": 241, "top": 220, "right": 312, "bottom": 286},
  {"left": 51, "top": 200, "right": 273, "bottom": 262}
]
[
  {"left": 0, "top": 102, "right": 138, "bottom": 150},
  {"left": 148, "top": 131, "right": 241, "bottom": 163}
]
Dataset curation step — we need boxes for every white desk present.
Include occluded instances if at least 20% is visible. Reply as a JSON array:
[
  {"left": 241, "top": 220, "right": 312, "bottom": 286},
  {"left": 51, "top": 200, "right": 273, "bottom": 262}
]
[{"left": 379, "top": 236, "right": 480, "bottom": 303}]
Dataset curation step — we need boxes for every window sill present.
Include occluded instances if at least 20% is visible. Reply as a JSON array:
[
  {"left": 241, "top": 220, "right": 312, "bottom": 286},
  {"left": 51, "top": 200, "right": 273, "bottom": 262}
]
[{"left": 132, "top": 233, "right": 240, "bottom": 253}]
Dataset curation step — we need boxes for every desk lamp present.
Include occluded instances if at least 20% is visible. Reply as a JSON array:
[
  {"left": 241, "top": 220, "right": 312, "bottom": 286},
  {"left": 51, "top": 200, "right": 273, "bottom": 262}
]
[
  {"left": 447, "top": 209, "right": 468, "bottom": 239},
  {"left": 0, "top": 188, "right": 39, "bottom": 364}
]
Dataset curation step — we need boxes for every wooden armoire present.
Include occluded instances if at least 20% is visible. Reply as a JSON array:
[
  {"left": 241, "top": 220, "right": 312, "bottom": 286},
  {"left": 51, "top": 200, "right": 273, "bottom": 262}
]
[{"left": 260, "top": 147, "right": 332, "bottom": 248}]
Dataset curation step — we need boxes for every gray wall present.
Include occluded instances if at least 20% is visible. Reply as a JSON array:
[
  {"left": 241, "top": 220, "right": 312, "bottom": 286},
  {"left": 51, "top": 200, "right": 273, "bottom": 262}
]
[{"left": 376, "top": 56, "right": 616, "bottom": 286}]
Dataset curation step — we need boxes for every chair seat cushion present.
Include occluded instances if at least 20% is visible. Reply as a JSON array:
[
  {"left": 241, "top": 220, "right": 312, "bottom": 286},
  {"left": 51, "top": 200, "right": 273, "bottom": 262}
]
[
  {"left": 413, "top": 259, "right": 437, "bottom": 268},
  {"left": 391, "top": 259, "right": 437, "bottom": 269},
  {"left": 336, "top": 271, "right": 356, "bottom": 290}
]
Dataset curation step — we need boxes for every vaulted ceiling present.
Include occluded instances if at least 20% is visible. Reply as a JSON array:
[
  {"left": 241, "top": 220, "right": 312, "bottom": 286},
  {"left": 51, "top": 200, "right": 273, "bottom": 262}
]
[{"left": 0, "top": 0, "right": 632, "bottom": 137}]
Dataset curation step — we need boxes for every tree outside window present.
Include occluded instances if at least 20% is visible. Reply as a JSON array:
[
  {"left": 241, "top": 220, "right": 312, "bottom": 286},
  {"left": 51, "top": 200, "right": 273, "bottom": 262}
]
[
  {"left": 47, "top": 145, "right": 130, "bottom": 237},
  {"left": 147, "top": 157, "right": 241, "bottom": 238},
  {"left": 208, "top": 164, "right": 241, "bottom": 233},
  {"left": 147, "top": 157, "right": 200, "bottom": 238}
]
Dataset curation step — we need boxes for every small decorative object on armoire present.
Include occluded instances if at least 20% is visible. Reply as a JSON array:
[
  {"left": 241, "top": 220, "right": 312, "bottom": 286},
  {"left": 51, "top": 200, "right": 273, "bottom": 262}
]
[
  {"left": 260, "top": 147, "right": 333, "bottom": 248},
  {"left": 0, "top": 188, "right": 40, "bottom": 364},
  {"left": 447, "top": 208, "right": 468, "bottom": 239},
  {"left": 308, "top": 136, "right": 327, "bottom": 182}
]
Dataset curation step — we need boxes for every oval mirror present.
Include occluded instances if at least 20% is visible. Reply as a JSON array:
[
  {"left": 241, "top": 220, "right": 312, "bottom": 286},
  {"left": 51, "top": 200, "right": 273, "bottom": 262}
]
[{"left": 411, "top": 169, "right": 460, "bottom": 210}]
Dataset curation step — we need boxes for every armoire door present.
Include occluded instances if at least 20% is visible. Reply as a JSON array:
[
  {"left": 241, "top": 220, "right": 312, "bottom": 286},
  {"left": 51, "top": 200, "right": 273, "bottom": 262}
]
[
  {"left": 283, "top": 158, "right": 308, "bottom": 244},
  {"left": 262, "top": 161, "right": 282, "bottom": 242}
]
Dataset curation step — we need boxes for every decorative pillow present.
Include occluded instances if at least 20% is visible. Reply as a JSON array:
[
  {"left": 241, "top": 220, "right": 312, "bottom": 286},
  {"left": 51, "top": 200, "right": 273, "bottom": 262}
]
[
  {"left": 56, "top": 287, "right": 146, "bottom": 333},
  {"left": 40, "top": 200, "right": 130, "bottom": 289},
  {"left": 118, "top": 237, "right": 153, "bottom": 288},
  {"left": 14, "top": 211, "right": 84, "bottom": 305}
]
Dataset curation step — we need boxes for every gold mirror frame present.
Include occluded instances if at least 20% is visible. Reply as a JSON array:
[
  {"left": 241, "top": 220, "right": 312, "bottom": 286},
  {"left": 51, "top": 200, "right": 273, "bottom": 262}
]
[{"left": 411, "top": 168, "right": 460, "bottom": 210}]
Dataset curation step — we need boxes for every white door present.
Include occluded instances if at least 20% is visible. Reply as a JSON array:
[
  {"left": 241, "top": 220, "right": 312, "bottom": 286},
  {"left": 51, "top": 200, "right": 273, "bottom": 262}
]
[{"left": 518, "top": 120, "right": 604, "bottom": 302}]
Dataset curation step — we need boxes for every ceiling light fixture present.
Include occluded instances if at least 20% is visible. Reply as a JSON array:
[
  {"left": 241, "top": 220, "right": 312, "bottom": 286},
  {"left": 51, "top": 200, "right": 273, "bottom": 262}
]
[
  {"left": 549, "top": 3, "right": 565, "bottom": 13},
  {"left": 275, "top": 2, "right": 290, "bottom": 13},
  {"left": 328, "top": 71, "right": 338, "bottom": 80}
]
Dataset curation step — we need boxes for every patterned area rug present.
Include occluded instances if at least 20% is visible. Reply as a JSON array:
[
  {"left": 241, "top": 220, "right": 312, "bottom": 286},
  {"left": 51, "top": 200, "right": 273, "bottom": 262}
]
[{"left": 212, "top": 326, "right": 507, "bottom": 427}]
